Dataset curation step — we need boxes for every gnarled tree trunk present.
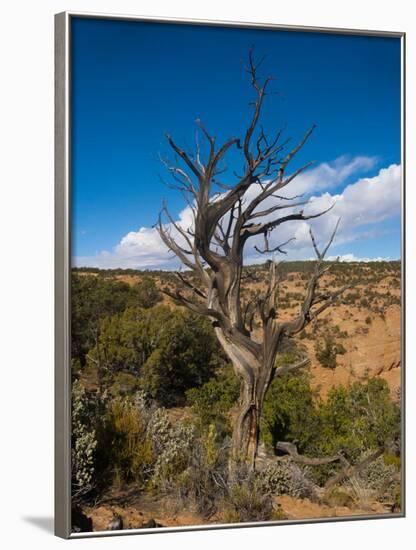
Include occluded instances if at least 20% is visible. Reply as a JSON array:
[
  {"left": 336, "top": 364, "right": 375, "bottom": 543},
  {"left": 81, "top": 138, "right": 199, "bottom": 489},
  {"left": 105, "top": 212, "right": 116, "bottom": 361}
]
[
  {"left": 216, "top": 322, "right": 282, "bottom": 471},
  {"left": 214, "top": 326, "right": 262, "bottom": 469},
  {"left": 231, "top": 372, "right": 262, "bottom": 470},
  {"left": 156, "top": 51, "right": 349, "bottom": 473}
]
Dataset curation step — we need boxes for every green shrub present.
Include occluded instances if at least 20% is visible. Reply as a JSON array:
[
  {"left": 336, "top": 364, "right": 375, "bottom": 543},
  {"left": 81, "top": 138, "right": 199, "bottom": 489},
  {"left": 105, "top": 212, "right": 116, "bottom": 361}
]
[
  {"left": 357, "top": 451, "right": 399, "bottom": 501},
  {"left": 71, "top": 273, "right": 161, "bottom": 368},
  {"left": 139, "top": 308, "right": 223, "bottom": 406},
  {"left": 324, "top": 486, "right": 355, "bottom": 507},
  {"left": 383, "top": 453, "right": 401, "bottom": 468},
  {"left": 256, "top": 460, "right": 293, "bottom": 495},
  {"left": 220, "top": 461, "right": 288, "bottom": 522},
  {"left": 315, "top": 337, "right": 346, "bottom": 369},
  {"left": 256, "top": 460, "right": 316, "bottom": 499},
  {"left": 129, "top": 276, "right": 161, "bottom": 309},
  {"left": 90, "top": 306, "right": 223, "bottom": 405},
  {"left": 71, "top": 274, "right": 133, "bottom": 365},
  {"left": 260, "top": 374, "right": 400, "bottom": 487},
  {"left": 71, "top": 381, "right": 97, "bottom": 497},
  {"left": 261, "top": 371, "right": 317, "bottom": 452},
  {"left": 145, "top": 406, "right": 197, "bottom": 492},
  {"left": 314, "top": 378, "right": 401, "bottom": 462},
  {"left": 96, "top": 397, "right": 153, "bottom": 486},
  {"left": 186, "top": 365, "right": 240, "bottom": 434},
  {"left": 223, "top": 478, "right": 276, "bottom": 523},
  {"left": 394, "top": 483, "right": 401, "bottom": 510},
  {"left": 109, "top": 372, "right": 140, "bottom": 397},
  {"left": 174, "top": 424, "right": 229, "bottom": 518},
  {"left": 301, "top": 379, "right": 401, "bottom": 488}
]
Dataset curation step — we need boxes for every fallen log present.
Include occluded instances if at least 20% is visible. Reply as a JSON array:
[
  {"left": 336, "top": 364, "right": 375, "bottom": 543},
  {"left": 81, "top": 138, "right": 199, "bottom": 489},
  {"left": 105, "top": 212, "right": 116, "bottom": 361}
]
[{"left": 275, "top": 441, "right": 344, "bottom": 466}]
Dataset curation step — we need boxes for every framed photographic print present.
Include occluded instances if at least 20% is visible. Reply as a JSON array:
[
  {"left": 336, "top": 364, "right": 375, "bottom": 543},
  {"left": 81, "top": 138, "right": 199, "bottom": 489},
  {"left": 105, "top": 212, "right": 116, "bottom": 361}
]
[{"left": 55, "top": 11, "right": 405, "bottom": 538}]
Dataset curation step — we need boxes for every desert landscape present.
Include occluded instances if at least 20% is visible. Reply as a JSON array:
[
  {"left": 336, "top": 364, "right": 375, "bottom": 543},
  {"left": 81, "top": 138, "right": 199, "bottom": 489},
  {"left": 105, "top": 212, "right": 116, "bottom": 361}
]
[{"left": 71, "top": 260, "right": 401, "bottom": 532}]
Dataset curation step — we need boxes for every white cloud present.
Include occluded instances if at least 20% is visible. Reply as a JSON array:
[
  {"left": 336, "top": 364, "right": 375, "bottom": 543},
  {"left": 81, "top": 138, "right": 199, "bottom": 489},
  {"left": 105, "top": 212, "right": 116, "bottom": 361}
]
[
  {"left": 282, "top": 154, "right": 377, "bottom": 196},
  {"left": 74, "top": 160, "right": 401, "bottom": 270},
  {"left": 325, "top": 254, "right": 393, "bottom": 263},
  {"left": 290, "top": 162, "right": 401, "bottom": 250}
]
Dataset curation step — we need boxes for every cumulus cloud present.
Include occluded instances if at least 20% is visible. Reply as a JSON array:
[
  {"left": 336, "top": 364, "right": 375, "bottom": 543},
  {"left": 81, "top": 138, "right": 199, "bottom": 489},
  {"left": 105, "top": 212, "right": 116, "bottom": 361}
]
[
  {"left": 282, "top": 154, "right": 378, "bottom": 196},
  {"left": 285, "top": 162, "right": 401, "bottom": 252},
  {"left": 325, "top": 254, "right": 393, "bottom": 263},
  {"left": 74, "top": 159, "right": 401, "bottom": 270},
  {"left": 80, "top": 227, "right": 173, "bottom": 270}
]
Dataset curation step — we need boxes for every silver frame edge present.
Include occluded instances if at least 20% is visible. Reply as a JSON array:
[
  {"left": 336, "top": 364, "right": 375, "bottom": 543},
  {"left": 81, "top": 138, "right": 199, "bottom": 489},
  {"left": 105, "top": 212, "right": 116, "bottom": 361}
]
[
  {"left": 61, "top": 10, "right": 405, "bottom": 37},
  {"left": 55, "top": 11, "right": 71, "bottom": 539}
]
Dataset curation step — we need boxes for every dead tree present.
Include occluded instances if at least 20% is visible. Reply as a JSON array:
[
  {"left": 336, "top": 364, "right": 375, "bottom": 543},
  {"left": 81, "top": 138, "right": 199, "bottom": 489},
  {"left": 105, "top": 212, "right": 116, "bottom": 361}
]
[{"left": 156, "top": 52, "right": 349, "bottom": 471}]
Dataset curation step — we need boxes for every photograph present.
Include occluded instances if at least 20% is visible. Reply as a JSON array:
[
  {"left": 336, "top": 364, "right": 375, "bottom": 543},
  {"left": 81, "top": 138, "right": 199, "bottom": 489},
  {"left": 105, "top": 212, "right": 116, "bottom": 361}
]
[{"left": 66, "top": 15, "right": 403, "bottom": 534}]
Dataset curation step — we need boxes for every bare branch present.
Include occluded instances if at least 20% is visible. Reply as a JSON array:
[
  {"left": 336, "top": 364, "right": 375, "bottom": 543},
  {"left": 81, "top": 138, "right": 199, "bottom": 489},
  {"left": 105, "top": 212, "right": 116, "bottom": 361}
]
[
  {"left": 254, "top": 235, "right": 296, "bottom": 255},
  {"left": 325, "top": 448, "right": 385, "bottom": 489},
  {"left": 242, "top": 203, "right": 336, "bottom": 241},
  {"left": 276, "top": 442, "right": 344, "bottom": 466},
  {"left": 163, "top": 288, "right": 222, "bottom": 321},
  {"left": 277, "top": 124, "right": 316, "bottom": 184},
  {"left": 308, "top": 283, "right": 352, "bottom": 321},
  {"left": 243, "top": 49, "right": 274, "bottom": 167},
  {"left": 274, "top": 356, "right": 310, "bottom": 376},
  {"left": 160, "top": 204, "right": 194, "bottom": 252},
  {"left": 195, "top": 118, "right": 215, "bottom": 149},
  {"left": 238, "top": 161, "right": 318, "bottom": 236},
  {"left": 309, "top": 218, "right": 341, "bottom": 260},
  {"left": 175, "top": 271, "right": 207, "bottom": 300},
  {"left": 282, "top": 219, "right": 348, "bottom": 335},
  {"left": 165, "top": 133, "right": 202, "bottom": 180},
  {"left": 249, "top": 199, "right": 310, "bottom": 220},
  {"left": 211, "top": 138, "right": 242, "bottom": 174},
  {"left": 157, "top": 207, "right": 208, "bottom": 281},
  {"left": 194, "top": 129, "right": 206, "bottom": 174}
]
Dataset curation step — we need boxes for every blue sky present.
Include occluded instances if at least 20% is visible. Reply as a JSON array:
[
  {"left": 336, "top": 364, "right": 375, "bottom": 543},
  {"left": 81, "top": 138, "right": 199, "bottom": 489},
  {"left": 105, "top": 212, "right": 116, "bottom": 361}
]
[{"left": 71, "top": 17, "right": 402, "bottom": 268}]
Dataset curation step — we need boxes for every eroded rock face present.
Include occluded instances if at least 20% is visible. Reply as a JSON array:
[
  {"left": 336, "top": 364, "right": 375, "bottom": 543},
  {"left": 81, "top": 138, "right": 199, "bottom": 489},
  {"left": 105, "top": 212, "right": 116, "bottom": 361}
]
[{"left": 301, "top": 304, "right": 401, "bottom": 400}]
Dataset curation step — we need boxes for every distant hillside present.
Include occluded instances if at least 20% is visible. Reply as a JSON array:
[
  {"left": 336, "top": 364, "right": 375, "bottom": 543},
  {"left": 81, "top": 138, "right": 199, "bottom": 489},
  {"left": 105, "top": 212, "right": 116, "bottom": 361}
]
[{"left": 72, "top": 261, "right": 401, "bottom": 400}]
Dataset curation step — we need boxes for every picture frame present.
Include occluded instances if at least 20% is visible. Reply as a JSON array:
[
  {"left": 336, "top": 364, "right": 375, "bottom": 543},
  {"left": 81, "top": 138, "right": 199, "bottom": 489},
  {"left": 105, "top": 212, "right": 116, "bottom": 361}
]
[{"left": 55, "top": 11, "right": 405, "bottom": 539}]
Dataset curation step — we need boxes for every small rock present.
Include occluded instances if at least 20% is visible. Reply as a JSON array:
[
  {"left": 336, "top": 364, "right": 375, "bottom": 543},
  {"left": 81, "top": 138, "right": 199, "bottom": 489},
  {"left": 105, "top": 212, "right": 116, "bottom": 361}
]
[
  {"left": 142, "top": 518, "right": 164, "bottom": 529},
  {"left": 72, "top": 506, "right": 93, "bottom": 533},
  {"left": 107, "top": 513, "right": 123, "bottom": 531}
]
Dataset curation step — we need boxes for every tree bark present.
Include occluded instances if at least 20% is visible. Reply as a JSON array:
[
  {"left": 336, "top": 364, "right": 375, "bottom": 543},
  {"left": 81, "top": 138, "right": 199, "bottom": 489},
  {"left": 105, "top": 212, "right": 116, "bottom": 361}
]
[
  {"left": 212, "top": 324, "right": 264, "bottom": 472},
  {"left": 229, "top": 356, "right": 275, "bottom": 472},
  {"left": 231, "top": 377, "right": 260, "bottom": 468}
]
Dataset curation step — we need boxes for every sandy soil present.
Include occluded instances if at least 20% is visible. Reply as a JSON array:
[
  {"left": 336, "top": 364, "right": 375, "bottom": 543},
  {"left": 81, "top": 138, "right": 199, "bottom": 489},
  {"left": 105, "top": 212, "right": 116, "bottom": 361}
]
[
  {"left": 81, "top": 490, "right": 392, "bottom": 532},
  {"left": 275, "top": 495, "right": 388, "bottom": 520}
]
